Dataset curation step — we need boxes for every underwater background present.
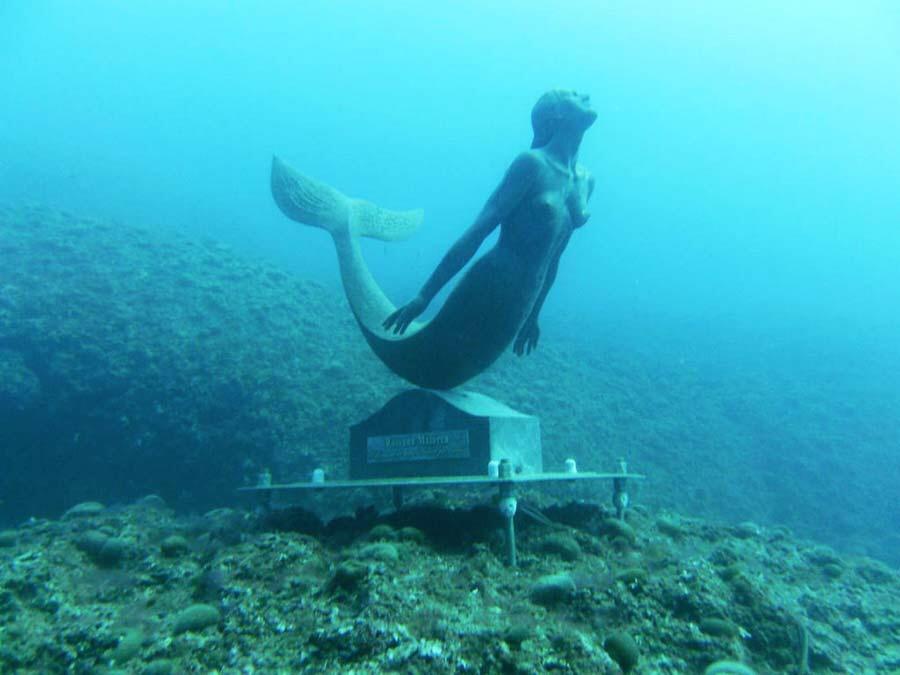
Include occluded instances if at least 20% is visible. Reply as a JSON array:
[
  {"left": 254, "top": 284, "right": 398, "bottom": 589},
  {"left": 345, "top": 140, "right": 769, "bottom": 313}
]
[
  {"left": 2, "top": 3, "right": 900, "bottom": 672},
  {"left": 0, "top": 2, "right": 900, "bottom": 563},
  {"left": 2, "top": 1, "right": 899, "bottom": 559}
]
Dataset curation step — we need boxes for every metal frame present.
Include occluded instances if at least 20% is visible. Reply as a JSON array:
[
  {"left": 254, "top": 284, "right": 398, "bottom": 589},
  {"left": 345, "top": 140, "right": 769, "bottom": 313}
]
[
  {"left": 240, "top": 462, "right": 645, "bottom": 567},
  {"left": 238, "top": 471, "right": 645, "bottom": 493}
]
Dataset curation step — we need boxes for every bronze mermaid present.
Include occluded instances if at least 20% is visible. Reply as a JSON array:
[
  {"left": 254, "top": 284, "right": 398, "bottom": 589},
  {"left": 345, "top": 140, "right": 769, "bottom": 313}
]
[{"left": 271, "top": 89, "right": 596, "bottom": 390}]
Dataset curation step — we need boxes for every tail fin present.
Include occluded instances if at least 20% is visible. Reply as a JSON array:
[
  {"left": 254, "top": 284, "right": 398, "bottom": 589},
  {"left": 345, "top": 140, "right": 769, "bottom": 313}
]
[
  {"left": 348, "top": 197, "right": 423, "bottom": 241},
  {"left": 271, "top": 155, "right": 423, "bottom": 240}
]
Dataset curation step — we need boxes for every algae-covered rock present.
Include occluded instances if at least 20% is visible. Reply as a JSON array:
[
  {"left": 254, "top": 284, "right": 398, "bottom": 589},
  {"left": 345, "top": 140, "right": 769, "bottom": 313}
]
[
  {"left": 0, "top": 530, "right": 17, "bottom": 548},
  {"left": 530, "top": 573, "right": 576, "bottom": 606},
  {"left": 822, "top": 562, "right": 844, "bottom": 579},
  {"left": 367, "top": 524, "right": 397, "bottom": 541},
  {"left": 173, "top": 603, "right": 221, "bottom": 634},
  {"left": 75, "top": 530, "right": 108, "bottom": 554},
  {"left": 97, "top": 537, "right": 130, "bottom": 567},
  {"left": 656, "top": 515, "right": 686, "bottom": 539},
  {"left": 732, "top": 522, "right": 762, "bottom": 539},
  {"left": 603, "top": 631, "right": 640, "bottom": 673},
  {"left": 538, "top": 532, "right": 582, "bottom": 561},
  {"left": 699, "top": 617, "right": 740, "bottom": 639},
  {"left": 0, "top": 589, "right": 19, "bottom": 619},
  {"left": 0, "top": 349, "right": 40, "bottom": 409},
  {"left": 398, "top": 526, "right": 425, "bottom": 544},
  {"left": 136, "top": 494, "right": 169, "bottom": 511},
  {"left": 855, "top": 559, "right": 896, "bottom": 584},
  {"left": 160, "top": 534, "right": 190, "bottom": 558},
  {"left": 1, "top": 486, "right": 900, "bottom": 672},
  {"left": 74, "top": 531, "right": 130, "bottom": 567},
  {"left": 615, "top": 566, "right": 648, "bottom": 587},
  {"left": 717, "top": 562, "right": 745, "bottom": 582},
  {"left": 108, "top": 627, "right": 143, "bottom": 664},
  {"left": 327, "top": 560, "right": 368, "bottom": 593},
  {"left": 63, "top": 501, "right": 106, "bottom": 519},
  {"left": 192, "top": 567, "right": 228, "bottom": 602},
  {"left": 704, "top": 660, "right": 757, "bottom": 675},
  {"left": 357, "top": 542, "right": 399, "bottom": 563},
  {"left": 142, "top": 658, "right": 176, "bottom": 675},
  {"left": 503, "top": 620, "right": 534, "bottom": 648},
  {"left": 598, "top": 518, "right": 636, "bottom": 545}
]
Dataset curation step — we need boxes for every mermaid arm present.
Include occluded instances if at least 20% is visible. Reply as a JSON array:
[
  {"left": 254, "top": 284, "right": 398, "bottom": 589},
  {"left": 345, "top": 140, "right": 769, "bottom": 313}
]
[
  {"left": 514, "top": 231, "right": 571, "bottom": 355},
  {"left": 421, "top": 151, "right": 541, "bottom": 302},
  {"left": 384, "top": 151, "right": 540, "bottom": 333}
]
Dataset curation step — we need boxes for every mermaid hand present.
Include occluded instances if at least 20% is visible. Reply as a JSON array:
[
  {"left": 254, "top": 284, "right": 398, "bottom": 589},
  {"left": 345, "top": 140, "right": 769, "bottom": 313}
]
[
  {"left": 513, "top": 320, "right": 540, "bottom": 356},
  {"left": 383, "top": 294, "right": 427, "bottom": 335}
]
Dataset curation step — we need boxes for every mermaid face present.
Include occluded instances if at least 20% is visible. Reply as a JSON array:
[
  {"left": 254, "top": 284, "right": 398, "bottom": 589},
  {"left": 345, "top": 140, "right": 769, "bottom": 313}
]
[
  {"left": 558, "top": 90, "right": 597, "bottom": 129},
  {"left": 531, "top": 89, "right": 596, "bottom": 148}
]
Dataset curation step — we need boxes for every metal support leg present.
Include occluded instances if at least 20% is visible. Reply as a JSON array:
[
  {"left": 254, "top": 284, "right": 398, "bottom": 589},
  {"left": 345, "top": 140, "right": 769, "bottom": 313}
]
[
  {"left": 612, "top": 457, "right": 629, "bottom": 521},
  {"left": 505, "top": 505, "right": 517, "bottom": 567},
  {"left": 255, "top": 469, "right": 273, "bottom": 515},
  {"left": 498, "top": 459, "right": 517, "bottom": 567}
]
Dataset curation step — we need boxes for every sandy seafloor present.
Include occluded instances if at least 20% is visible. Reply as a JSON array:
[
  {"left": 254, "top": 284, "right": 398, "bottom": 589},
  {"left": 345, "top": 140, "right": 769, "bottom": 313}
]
[{"left": 1, "top": 205, "right": 899, "bottom": 672}]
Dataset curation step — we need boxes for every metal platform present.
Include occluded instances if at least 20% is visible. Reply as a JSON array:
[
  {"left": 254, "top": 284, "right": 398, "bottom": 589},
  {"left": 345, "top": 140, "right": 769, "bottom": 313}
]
[
  {"left": 238, "top": 470, "right": 645, "bottom": 493},
  {"left": 240, "top": 462, "right": 645, "bottom": 567}
]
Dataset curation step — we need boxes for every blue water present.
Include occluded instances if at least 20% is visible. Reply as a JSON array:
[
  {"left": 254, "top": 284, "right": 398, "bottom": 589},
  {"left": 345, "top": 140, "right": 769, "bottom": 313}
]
[{"left": 2, "top": 2, "right": 899, "bottom": 559}]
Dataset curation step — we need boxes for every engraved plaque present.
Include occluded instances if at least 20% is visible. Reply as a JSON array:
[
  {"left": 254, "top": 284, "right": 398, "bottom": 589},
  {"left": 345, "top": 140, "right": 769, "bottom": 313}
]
[
  {"left": 367, "top": 430, "right": 470, "bottom": 463},
  {"left": 350, "top": 389, "right": 541, "bottom": 479}
]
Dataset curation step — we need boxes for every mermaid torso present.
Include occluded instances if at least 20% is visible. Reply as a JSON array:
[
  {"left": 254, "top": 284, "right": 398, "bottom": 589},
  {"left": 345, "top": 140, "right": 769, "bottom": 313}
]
[{"left": 361, "top": 151, "right": 594, "bottom": 388}]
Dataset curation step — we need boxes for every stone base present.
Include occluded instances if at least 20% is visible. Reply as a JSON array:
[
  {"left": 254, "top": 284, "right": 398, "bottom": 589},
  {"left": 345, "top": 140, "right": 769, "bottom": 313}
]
[{"left": 349, "top": 389, "right": 542, "bottom": 479}]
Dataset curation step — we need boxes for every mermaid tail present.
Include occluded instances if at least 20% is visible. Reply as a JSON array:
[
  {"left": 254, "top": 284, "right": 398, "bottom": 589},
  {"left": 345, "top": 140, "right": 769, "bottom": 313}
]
[
  {"left": 271, "top": 156, "right": 423, "bottom": 241},
  {"left": 271, "top": 156, "right": 525, "bottom": 389},
  {"left": 271, "top": 156, "right": 424, "bottom": 334}
]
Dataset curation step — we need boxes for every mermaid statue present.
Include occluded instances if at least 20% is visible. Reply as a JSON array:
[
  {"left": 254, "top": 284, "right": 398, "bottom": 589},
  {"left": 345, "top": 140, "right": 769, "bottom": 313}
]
[{"left": 271, "top": 89, "right": 596, "bottom": 390}]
